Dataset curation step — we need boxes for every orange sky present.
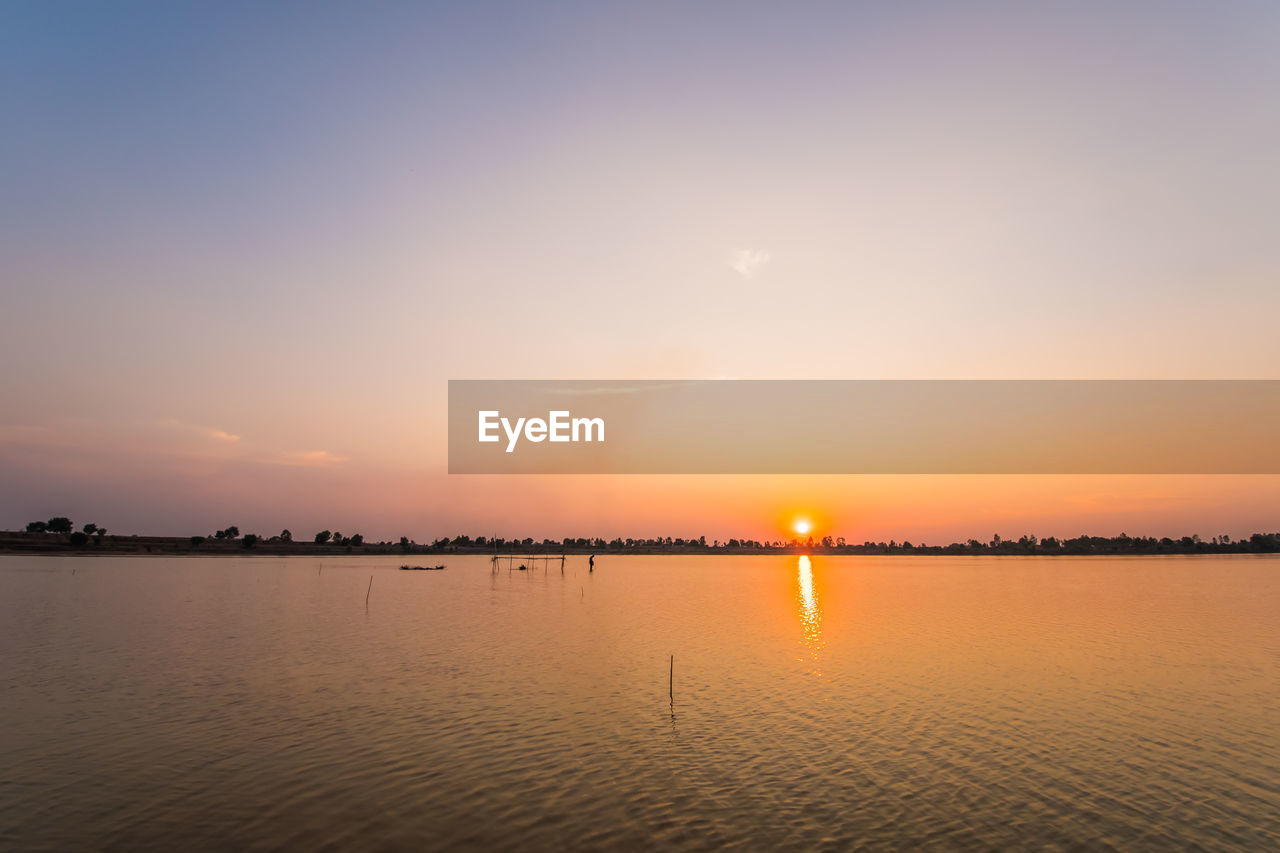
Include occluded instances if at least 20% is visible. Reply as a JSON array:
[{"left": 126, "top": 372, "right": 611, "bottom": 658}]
[{"left": 3, "top": 417, "right": 1277, "bottom": 543}]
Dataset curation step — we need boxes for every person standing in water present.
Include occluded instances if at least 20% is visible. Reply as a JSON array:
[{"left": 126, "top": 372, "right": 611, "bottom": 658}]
[{"left": 589, "top": 554, "right": 595, "bottom": 572}]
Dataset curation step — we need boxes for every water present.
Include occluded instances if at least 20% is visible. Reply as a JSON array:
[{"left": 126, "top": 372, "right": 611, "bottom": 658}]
[{"left": 2, "top": 554, "right": 1277, "bottom": 850}]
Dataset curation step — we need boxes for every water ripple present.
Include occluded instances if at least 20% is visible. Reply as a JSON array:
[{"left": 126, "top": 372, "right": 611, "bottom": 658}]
[{"left": 1, "top": 554, "right": 1277, "bottom": 850}]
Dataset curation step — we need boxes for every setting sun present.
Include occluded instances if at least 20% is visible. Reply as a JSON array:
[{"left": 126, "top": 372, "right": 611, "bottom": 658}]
[{"left": 793, "top": 519, "right": 812, "bottom": 536}]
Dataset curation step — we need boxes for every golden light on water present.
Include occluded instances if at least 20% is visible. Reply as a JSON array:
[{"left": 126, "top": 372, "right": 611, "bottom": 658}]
[{"left": 796, "top": 555, "right": 824, "bottom": 669}]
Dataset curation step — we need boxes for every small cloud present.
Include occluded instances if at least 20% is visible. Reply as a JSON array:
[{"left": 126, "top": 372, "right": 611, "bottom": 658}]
[
  {"left": 0, "top": 424, "right": 57, "bottom": 446},
  {"left": 157, "top": 418, "right": 241, "bottom": 444},
  {"left": 276, "top": 449, "right": 347, "bottom": 467},
  {"left": 730, "top": 248, "right": 770, "bottom": 278}
]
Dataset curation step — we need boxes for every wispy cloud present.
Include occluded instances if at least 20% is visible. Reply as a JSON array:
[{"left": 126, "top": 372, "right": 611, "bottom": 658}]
[
  {"left": 730, "top": 248, "right": 770, "bottom": 278},
  {"left": 0, "top": 424, "right": 59, "bottom": 446},
  {"left": 157, "top": 418, "right": 241, "bottom": 444},
  {"left": 275, "top": 449, "right": 348, "bottom": 467},
  {"left": 0, "top": 418, "right": 354, "bottom": 482}
]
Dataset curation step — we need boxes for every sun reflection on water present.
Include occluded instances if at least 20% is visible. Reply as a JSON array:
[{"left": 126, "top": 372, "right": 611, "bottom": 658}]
[{"left": 796, "top": 555, "right": 824, "bottom": 670}]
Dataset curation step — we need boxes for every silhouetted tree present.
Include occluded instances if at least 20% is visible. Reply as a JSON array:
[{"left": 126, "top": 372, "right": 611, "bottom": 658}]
[
  {"left": 350, "top": 534, "right": 363, "bottom": 546},
  {"left": 26, "top": 521, "right": 47, "bottom": 533},
  {"left": 242, "top": 534, "right": 259, "bottom": 549},
  {"left": 82, "top": 523, "right": 98, "bottom": 535},
  {"left": 47, "top": 517, "right": 73, "bottom": 534},
  {"left": 314, "top": 530, "right": 332, "bottom": 544},
  {"left": 1250, "top": 532, "right": 1279, "bottom": 552},
  {"left": 68, "top": 531, "right": 89, "bottom": 547},
  {"left": 280, "top": 529, "right": 292, "bottom": 542}
]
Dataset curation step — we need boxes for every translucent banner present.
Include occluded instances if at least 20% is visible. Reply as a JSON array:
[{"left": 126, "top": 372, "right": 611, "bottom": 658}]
[{"left": 447, "top": 380, "right": 1280, "bottom": 474}]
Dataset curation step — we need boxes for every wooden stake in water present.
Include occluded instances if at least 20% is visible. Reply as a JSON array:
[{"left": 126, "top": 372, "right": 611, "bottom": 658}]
[
  {"left": 669, "top": 655, "right": 674, "bottom": 701},
  {"left": 366, "top": 574, "right": 373, "bottom": 607}
]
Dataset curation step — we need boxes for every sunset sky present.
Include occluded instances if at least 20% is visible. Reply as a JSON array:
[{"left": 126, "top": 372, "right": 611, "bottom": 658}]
[{"left": 3, "top": 2, "right": 1279, "bottom": 543}]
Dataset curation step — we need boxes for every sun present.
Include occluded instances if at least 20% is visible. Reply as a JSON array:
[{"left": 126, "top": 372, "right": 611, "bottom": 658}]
[{"left": 793, "top": 518, "right": 812, "bottom": 536}]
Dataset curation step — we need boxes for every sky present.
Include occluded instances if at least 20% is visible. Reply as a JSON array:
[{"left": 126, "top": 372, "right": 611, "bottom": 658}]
[{"left": 2, "top": 1, "right": 1279, "bottom": 543}]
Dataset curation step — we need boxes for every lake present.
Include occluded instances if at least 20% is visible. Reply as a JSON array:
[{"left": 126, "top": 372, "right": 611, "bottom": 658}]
[{"left": 2, "top": 554, "right": 1277, "bottom": 850}]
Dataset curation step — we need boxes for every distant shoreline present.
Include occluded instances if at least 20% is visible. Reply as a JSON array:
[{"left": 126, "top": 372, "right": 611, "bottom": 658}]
[{"left": 2, "top": 530, "right": 1277, "bottom": 557}]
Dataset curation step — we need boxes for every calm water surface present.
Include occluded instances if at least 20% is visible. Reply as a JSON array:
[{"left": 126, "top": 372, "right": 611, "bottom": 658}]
[{"left": 2, "top": 554, "right": 1277, "bottom": 850}]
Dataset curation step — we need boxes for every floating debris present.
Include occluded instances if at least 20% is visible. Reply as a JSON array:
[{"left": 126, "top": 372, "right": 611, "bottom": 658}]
[{"left": 400, "top": 565, "right": 446, "bottom": 571}]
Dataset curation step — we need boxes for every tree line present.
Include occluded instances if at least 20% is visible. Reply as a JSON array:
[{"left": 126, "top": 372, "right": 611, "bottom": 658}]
[
  {"left": 25, "top": 517, "right": 106, "bottom": 547},
  {"left": 432, "top": 531, "right": 1280, "bottom": 554},
  {"left": 20, "top": 518, "right": 1280, "bottom": 554},
  {"left": 191, "top": 528, "right": 366, "bottom": 549}
]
